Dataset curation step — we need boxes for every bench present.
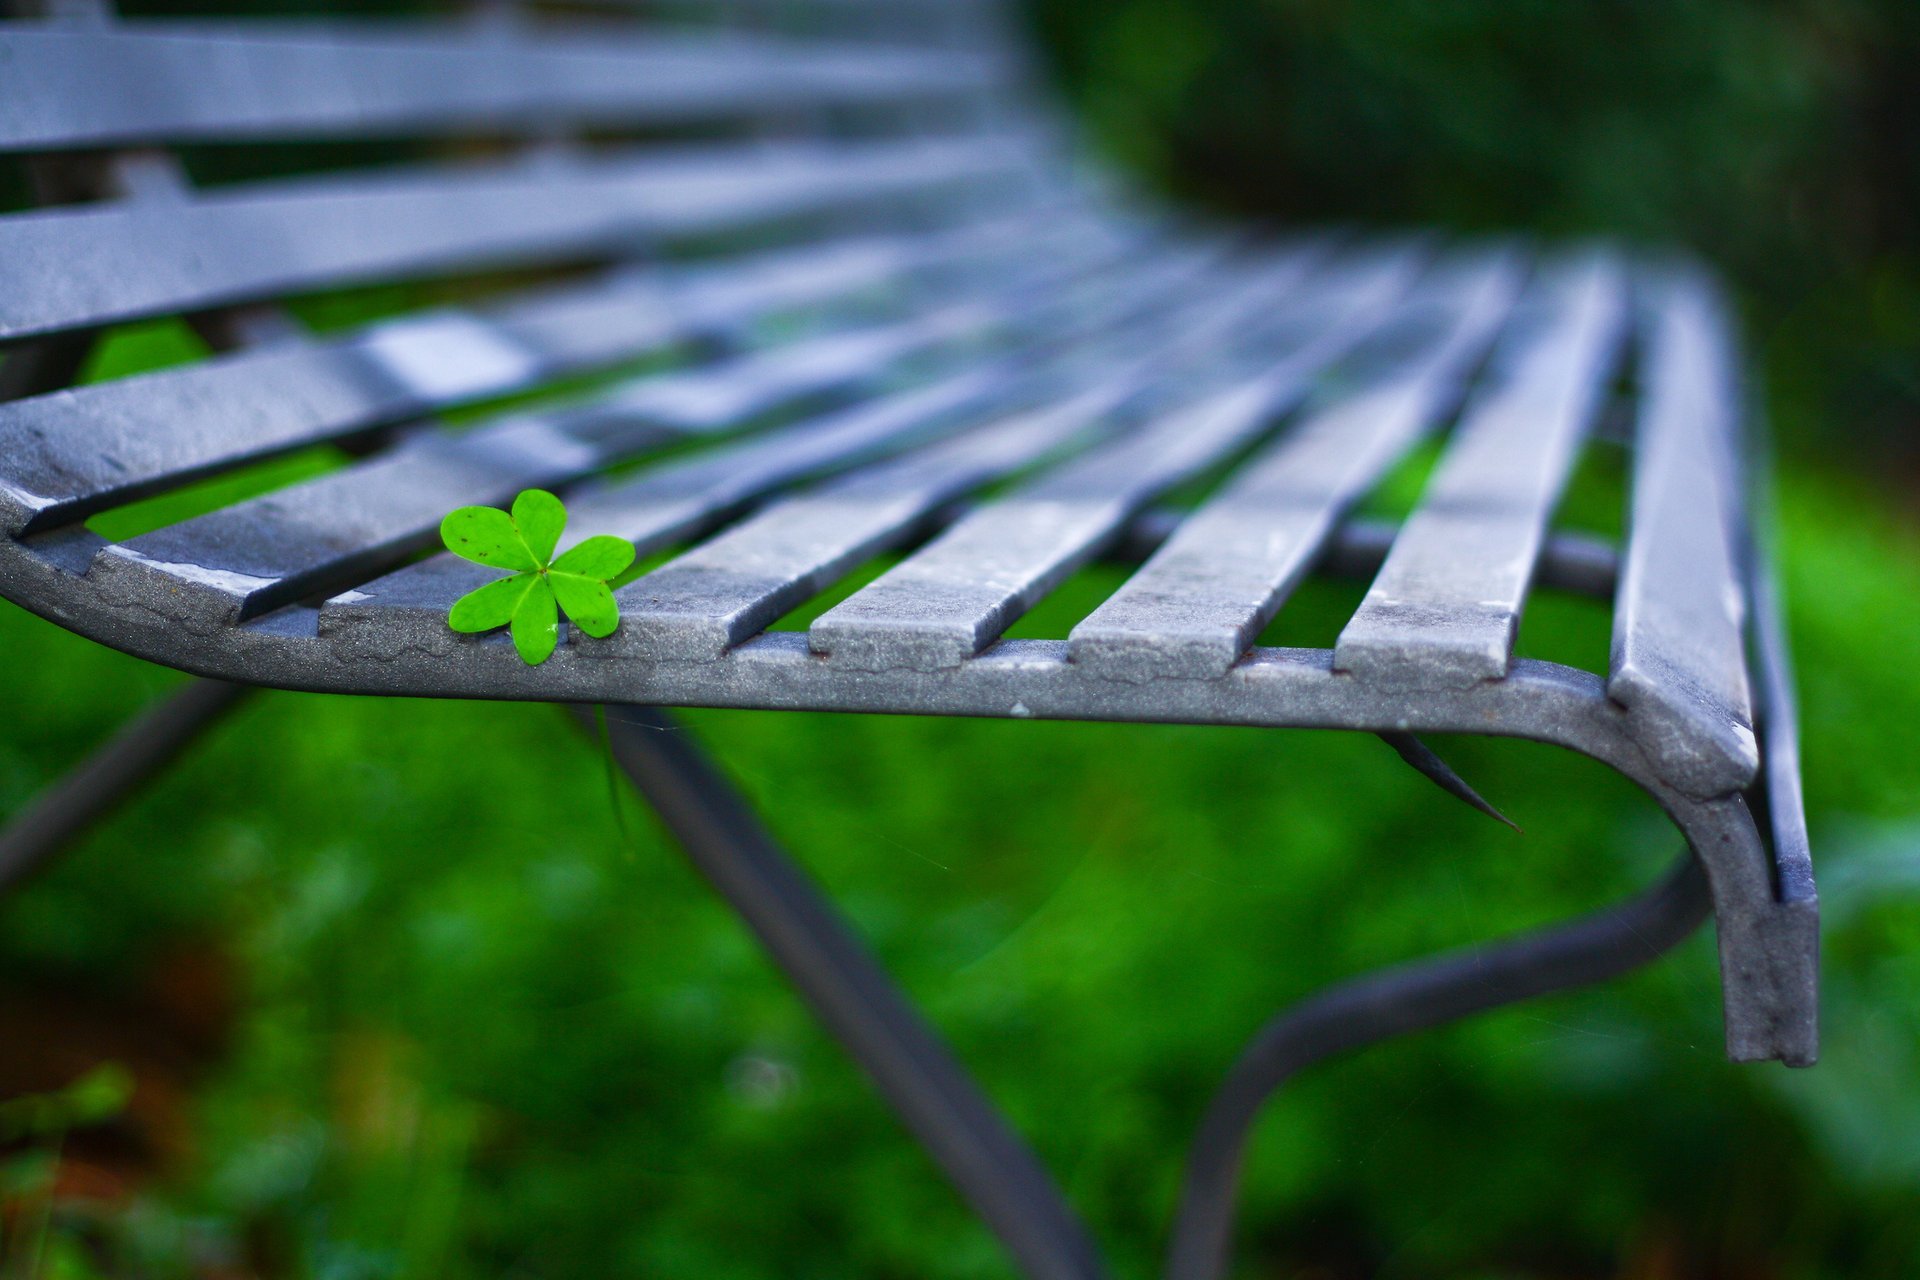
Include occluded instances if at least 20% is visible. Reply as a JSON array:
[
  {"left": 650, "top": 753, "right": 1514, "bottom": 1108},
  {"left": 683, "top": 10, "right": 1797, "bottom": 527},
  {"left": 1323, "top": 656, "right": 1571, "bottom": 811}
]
[{"left": 0, "top": 1, "right": 1816, "bottom": 1277}]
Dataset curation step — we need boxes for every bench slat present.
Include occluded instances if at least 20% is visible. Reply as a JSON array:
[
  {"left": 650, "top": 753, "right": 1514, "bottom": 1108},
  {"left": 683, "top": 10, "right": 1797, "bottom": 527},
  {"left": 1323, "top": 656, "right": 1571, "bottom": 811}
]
[
  {"left": 605, "top": 257, "right": 1314, "bottom": 662},
  {"left": 1066, "top": 249, "right": 1525, "bottom": 681},
  {"left": 0, "top": 22, "right": 1009, "bottom": 151},
  {"left": 0, "top": 131, "right": 1036, "bottom": 341},
  {"left": 318, "top": 232, "right": 1240, "bottom": 637},
  {"left": 0, "top": 212, "right": 1086, "bottom": 537},
  {"left": 1606, "top": 267, "right": 1759, "bottom": 791},
  {"left": 321, "top": 365, "right": 1024, "bottom": 638},
  {"left": 805, "top": 246, "right": 1425, "bottom": 670},
  {"left": 79, "top": 237, "right": 1150, "bottom": 627},
  {"left": 85, "top": 312, "right": 997, "bottom": 627},
  {"left": 611, "top": 388, "right": 1131, "bottom": 663},
  {"left": 1331, "top": 252, "right": 1626, "bottom": 684}
]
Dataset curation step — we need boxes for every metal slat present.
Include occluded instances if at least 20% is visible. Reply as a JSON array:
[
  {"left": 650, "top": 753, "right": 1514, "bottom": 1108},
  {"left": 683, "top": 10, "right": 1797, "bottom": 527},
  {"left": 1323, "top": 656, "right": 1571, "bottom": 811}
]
[
  {"left": 609, "top": 387, "right": 1128, "bottom": 662},
  {"left": 322, "top": 365, "right": 1020, "bottom": 639},
  {"left": 80, "top": 236, "right": 1167, "bottom": 629},
  {"left": 1067, "top": 250, "right": 1526, "bottom": 681},
  {"left": 578, "top": 213, "right": 1165, "bottom": 431},
  {"left": 1331, "top": 252, "right": 1626, "bottom": 685},
  {"left": 603, "top": 314, "right": 972, "bottom": 430},
  {"left": 0, "top": 22, "right": 1010, "bottom": 151},
  {"left": 0, "top": 211, "right": 1091, "bottom": 537},
  {"left": 613, "top": 246, "right": 1356, "bottom": 664},
  {"left": 0, "top": 131, "right": 1038, "bottom": 341},
  {"left": 320, "top": 241, "right": 1272, "bottom": 646},
  {"left": 1607, "top": 267, "right": 1759, "bottom": 794},
  {"left": 83, "top": 311, "right": 999, "bottom": 628},
  {"left": 805, "top": 246, "right": 1427, "bottom": 671}
]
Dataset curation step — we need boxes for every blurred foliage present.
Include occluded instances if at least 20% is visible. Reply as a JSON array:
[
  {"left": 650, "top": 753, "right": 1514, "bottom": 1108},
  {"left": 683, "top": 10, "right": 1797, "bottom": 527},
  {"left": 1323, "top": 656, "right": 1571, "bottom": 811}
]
[
  {"left": 3, "top": 2, "right": 1920, "bottom": 1279},
  {"left": 1024, "top": 0, "right": 1920, "bottom": 473}
]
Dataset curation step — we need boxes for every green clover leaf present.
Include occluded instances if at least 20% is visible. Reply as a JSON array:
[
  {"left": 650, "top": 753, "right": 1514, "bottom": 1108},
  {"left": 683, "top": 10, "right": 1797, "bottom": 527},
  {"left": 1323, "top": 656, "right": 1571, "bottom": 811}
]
[{"left": 441, "top": 489, "right": 635, "bottom": 665}]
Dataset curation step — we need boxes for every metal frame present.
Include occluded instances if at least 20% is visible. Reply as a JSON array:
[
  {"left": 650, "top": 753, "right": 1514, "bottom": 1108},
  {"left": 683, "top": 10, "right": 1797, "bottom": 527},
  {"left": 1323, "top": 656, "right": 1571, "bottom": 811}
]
[{"left": 0, "top": 493, "right": 1819, "bottom": 1070}]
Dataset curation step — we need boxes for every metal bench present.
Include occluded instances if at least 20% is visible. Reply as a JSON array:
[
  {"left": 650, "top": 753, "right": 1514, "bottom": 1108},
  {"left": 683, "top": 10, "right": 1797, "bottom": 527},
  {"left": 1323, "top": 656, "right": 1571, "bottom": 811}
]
[{"left": 0, "top": 1, "right": 1815, "bottom": 1277}]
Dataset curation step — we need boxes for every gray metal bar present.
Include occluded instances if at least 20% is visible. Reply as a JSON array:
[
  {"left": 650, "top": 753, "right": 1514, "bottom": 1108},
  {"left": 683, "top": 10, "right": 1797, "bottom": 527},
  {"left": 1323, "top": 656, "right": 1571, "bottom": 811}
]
[
  {"left": 322, "top": 224, "right": 1249, "bottom": 636},
  {"left": 0, "top": 21, "right": 1011, "bottom": 151},
  {"left": 587, "top": 704, "right": 1105, "bottom": 1280},
  {"left": 0, "top": 678, "right": 252, "bottom": 894},
  {"left": 322, "top": 365, "right": 1024, "bottom": 638},
  {"left": 806, "top": 245, "right": 1426, "bottom": 671},
  {"left": 609, "top": 248, "right": 1329, "bottom": 662},
  {"left": 1607, "top": 266, "right": 1759, "bottom": 796},
  {"left": 1333, "top": 252, "right": 1627, "bottom": 685},
  {"left": 611, "top": 384, "right": 1141, "bottom": 661},
  {"left": 1068, "top": 249, "right": 1524, "bottom": 681},
  {"left": 84, "top": 238, "right": 1135, "bottom": 628},
  {"left": 0, "top": 209, "right": 1088, "bottom": 536},
  {"left": 0, "top": 130, "right": 1039, "bottom": 340},
  {"left": 1163, "top": 850, "right": 1711, "bottom": 1280}
]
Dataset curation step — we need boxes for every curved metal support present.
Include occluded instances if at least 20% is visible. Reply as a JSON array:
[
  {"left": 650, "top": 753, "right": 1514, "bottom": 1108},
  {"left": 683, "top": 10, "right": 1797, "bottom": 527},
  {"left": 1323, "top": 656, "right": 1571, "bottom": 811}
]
[
  {"left": 582, "top": 703, "right": 1107, "bottom": 1280},
  {"left": 1163, "top": 850, "right": 1712, "bottom": 1280},
  {"left": 0, "top": 678, "right": 252, "bottom": 894}
]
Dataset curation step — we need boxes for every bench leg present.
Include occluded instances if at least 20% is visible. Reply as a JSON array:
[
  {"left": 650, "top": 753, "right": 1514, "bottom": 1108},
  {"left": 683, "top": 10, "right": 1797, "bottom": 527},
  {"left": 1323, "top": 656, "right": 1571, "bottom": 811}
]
[
  {"left": 0, "top": 678, "right": 253, "bottom": 894},
  {"left": 580, "top": 703, "right": 1110, "bottom": 1280},
  {"left": 3, "top": 687, "right": 1720, "bottom": 1274},
  {"left": 1163, "top": 850, "right": 1710, "bottom": 1280},
  {"left": 579, "top": 704, "right": 1714, "bottom": 1280}
]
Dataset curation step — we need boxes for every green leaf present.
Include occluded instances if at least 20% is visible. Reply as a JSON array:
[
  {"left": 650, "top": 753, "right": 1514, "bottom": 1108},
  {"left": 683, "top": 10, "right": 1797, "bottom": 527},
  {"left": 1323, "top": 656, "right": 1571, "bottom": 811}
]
[
  {"left": 512, "top": 489, "right": 567, "bottom": 565},
  {"left": 551, "top": 572, "right": 620, "bottom": 638},
  {"left": 442, "top": 506, "right": 536, "bottom": 570},
  {"left": 449, "top": 573, "right": 536, "bottom": 633},
  {"left": 551, "top": 534, "right": 636, "bottom": 580},
  {"left": 510, "top": 577, "right": 560, "bottom": 665},
  {"left": 440, "top": 492, "right": 631, "bottom": 662}
]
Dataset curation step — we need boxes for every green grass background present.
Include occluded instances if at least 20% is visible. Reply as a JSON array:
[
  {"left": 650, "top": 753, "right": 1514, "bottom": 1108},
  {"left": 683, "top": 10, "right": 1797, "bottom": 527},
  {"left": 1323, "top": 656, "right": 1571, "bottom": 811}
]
[{"left": 4, "top": 1, "right": 1920, "bottom": 1277}]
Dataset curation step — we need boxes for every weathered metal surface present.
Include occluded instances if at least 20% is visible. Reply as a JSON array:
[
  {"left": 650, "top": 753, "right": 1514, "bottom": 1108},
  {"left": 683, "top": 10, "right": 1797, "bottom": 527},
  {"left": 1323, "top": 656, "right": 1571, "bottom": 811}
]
[
  {"left": 1608, "top": 266, "right": 1761, "bottom": 796},
  {"left": 1332, "top": 251, "right": 1626, "bottom": 684},
  {"left": 0, "top": 229, "right": 1818, "bottom": 1067},
  {"left": 0, "top": 209, "right": 1084, "bottom": 535},
  {"left": 1067, "top": 249, "right": 1525, "bottom": 681},
  {"left": 806, "top": 245, "right": 1427, "bottom": 670},
  {"left": 80, "top": 236, "right": 1142, "bottom": 627}
]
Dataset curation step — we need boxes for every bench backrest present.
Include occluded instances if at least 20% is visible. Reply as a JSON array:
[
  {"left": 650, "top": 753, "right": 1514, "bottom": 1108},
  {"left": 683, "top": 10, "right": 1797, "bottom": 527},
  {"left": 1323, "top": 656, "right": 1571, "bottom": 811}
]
[
  {"left": 0, "top": 0, "right": 1087, "bottom": 558},
  {"left": 0, "top": 0, "right": 1049, "bottom": 342}
]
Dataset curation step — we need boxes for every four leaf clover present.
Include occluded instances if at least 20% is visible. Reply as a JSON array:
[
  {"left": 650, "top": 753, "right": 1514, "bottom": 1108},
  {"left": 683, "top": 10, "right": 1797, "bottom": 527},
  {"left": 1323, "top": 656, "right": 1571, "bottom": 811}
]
[{"left": 441, "top": 489, "right": 634, "bottom": 665}]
